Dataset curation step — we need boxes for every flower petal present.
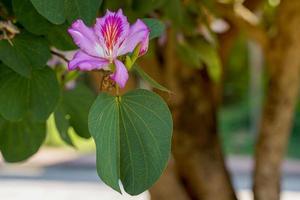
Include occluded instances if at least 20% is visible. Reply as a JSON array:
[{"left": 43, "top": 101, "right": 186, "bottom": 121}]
[
  {"left": 68, "top": 19, "right": 105, "bottom": 57},
  {"left": 94, "top": 9, "right": 130, "bottom": 58},
  {"left": 68, "top": 51, "right": 109, "bottom": 71},
  {"left": 117, "top": 19, "right": 150, "bottom": 56},
  {"left": 110, "top": 59, "right": 128, "bottom": 88}
]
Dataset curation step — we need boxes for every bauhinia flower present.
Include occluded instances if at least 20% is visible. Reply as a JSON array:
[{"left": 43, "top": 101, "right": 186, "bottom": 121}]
[{"left": 68, "top": 9, "right": 150, "bottom": 88}]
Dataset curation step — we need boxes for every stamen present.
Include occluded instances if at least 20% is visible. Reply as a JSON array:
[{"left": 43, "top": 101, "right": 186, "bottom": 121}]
[{"left": 101, "top": 14, "right": 123, "bottom": 54}]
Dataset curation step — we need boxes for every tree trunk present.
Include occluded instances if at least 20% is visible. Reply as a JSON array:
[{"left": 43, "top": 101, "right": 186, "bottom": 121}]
[
  {"left": 147, "top": 29, "right": 237, "bottom": 200},
  {"left": 253, "top": 1, "right": 300, "bottom": 200},
  {"left": 171, "top": 67, "right": 237, "bottom": 200}
]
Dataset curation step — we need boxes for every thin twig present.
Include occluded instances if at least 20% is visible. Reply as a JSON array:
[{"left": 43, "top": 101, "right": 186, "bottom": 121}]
[
  {"left": 99, "top": 70, "right": 105, "bottom": 92},
  {"left": 98, "top": 70, "right": 112, "bottom": 92},
  {"left": 50, "top": 50, "right": 69, "bottom": 62}
]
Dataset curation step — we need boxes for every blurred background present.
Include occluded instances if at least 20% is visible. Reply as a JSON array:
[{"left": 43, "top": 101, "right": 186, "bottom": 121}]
[{"left": 1, "top": 0, "right": 300, "bottom": 199}]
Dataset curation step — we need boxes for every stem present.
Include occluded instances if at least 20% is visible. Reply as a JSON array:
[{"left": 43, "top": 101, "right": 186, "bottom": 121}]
[
  {"left": 50, "top": 50, "right": 69, "bottom": 62},
  {"left": 99, "top": 72, "right": 105, "bottom": 92},
  {"left": 116, "top": 84, "right": 120, "bottom": 96}
]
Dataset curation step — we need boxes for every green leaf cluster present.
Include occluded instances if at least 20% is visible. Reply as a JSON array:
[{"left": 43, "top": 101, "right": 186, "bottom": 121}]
[
  {"left": 0, "top": 0, "right": 106, "bottom": 162},
  {"left": 0, "top": 0, "right": 187, "bottom": 196}
]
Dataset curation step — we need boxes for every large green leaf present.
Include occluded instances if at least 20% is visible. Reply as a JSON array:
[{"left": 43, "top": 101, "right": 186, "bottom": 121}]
[
  {"left": 30, "top": 0, "right": 65, "bottom": 24},
  {"left": 0, "top": 33, "right": 51, "bottom": 76},
  {"left": 132, "top": 0, "right": 167, "bottom": 15},
  {"left": 54, "top": 84, "right": 95, "bottom": 144},
  {"left": 0, "top": 65, "right": 60, "bottom": 121},
  {"left": 30, "top": 0, "right": 103, "bottom": 25},
  {"left": 1, "top": 0, "right": 13, "bottom": 14},
  {"left": 47, "top": 23, "right": 77, "bottom": 50},
  {"left": 64, "top": 0, "right": 102, "bottom": 25},
  {"left": 0, "top": 116, "right": 46, "bottom": 162},
  {"left": 0, "top": 40, "right": 30, "bottom": 77},
  {"left": 13, "top": 0, "right": 52, "bottom": 35},
  {"left": 14, "top": 33, "right": 51, "bottom": 69},
  {"left": 142, "top": 18, "right": 165, "bottom": 40},
  {"left": 89, "top": 89, "right": 172, "bottom": 195}
]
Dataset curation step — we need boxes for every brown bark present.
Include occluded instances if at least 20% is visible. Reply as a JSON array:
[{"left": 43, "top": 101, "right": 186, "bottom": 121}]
[
  {"left": 171, "top": 67, "right": 237, "bottom": 200},
  {"left": 253, "top": 1, "right": 300, "bottom": 200},
  {"left": 146, "top": 29, "right": 237, "bottom": 200},
  {"left": 149, "top": 159, "right": 190, "bottom": 200}
]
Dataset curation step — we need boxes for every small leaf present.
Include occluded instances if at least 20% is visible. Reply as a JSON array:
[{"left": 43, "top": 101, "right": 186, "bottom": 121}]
[
  {"left": 196, "top": 40, "right": 222, "bottom": 82},
  {"left": 0, "top": 65, "right": 60, "bottom": 121},
  {"left": 142, "top": 18, "right": 165, "bottom": 40},
  {"left": 133, "top": 65, "right": 171, "bottom": 93},
  {"left": 30, "top": 0, "right": 65, "bottom": 24},
  {"left": 54, "top": 103, "right": 74, "bottom": 146},
  {"left": 62, "top": 84, "right": 95, "bottom": 138},
  {"left": 89, "top": 89, "right": 173, "bottom": 195},
  {"left": 0, "top": 116, "right": 46, "bottom": 162},
  {"left": 64, "top": 0, "right": 103, "bottom": 25}
]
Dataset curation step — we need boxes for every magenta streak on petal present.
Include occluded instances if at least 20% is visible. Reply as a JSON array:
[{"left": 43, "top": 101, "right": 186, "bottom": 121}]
[
  {"left": 94, "top": 9, "right": 130, "bottom": 59},
  {"left": 101, "top": 15, "right": 123, "bottom": 51}
]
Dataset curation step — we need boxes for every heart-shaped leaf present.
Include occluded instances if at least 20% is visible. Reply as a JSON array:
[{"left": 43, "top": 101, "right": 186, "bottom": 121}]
[
  {"left": 88, "top": 89, "right": 172, "bottom": 195},
  {"left": 30, "top": 0, "right": 65, "bottom": 24},
  {"left": 0, "top": 33, "right": 51, "bottom": 77},
  {"left": 13, "top": 0, "right": 52, "bottom": 35},
  {"left": 54, "top": 84, "right": 95, "bottom": 145},
  {"left": 64, "top": 0, "right": 103, "bottom": 25},
  {"left": 0, "top": 65, "right": 60, "bottom": 121},
  {"left": 30, "top": 0, "right": 102, "bottom": 25},
  {"left": 0, "top": 116, "right": 46, "bottom": 162}
]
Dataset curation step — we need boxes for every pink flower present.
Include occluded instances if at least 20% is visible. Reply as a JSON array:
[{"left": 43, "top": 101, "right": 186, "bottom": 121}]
[{"left": 68, "top": 9, "right": 150, "bottom": 88}]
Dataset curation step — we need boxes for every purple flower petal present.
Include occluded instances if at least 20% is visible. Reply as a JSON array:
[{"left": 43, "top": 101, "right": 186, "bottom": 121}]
[
  {"left": 117, "top": 19, "right": 150, "bottom": 56},
  {"left": 94, "top": 9, "right": 130, "bottom": 58},
  {"left": 110, "top": 59, "right": 128, "bottom": 88},
  {"left": 68, "top": 20, "right": 105, "bottom": 57},
  {"left": 68, "top": 50, "right": 109, "bottom": 71}
]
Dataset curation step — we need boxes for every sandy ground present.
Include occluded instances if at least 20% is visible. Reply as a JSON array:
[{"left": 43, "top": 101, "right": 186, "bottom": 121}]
[{"left": 1, "top": 148, "right": 300, "bottom": 200}]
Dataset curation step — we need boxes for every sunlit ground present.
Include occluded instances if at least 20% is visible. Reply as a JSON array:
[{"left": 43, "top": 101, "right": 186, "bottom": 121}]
[
  {"left": 1, "top": 119, "right": 299, "bottom": 200},
  {"left": 1, "top": 148, "right": 300, "bottom": 200}
]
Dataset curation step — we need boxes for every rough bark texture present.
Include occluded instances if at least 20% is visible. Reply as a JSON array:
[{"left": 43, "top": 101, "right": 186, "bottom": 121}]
[
  {"left": 171, "top": 67, "right": 237, "bottom": 200},
  {"left": 149, "top": 159, "right": 190, "bottom": 200},
  {"left": 253, "top": 1, "right": 300, "bottom": 200}
]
